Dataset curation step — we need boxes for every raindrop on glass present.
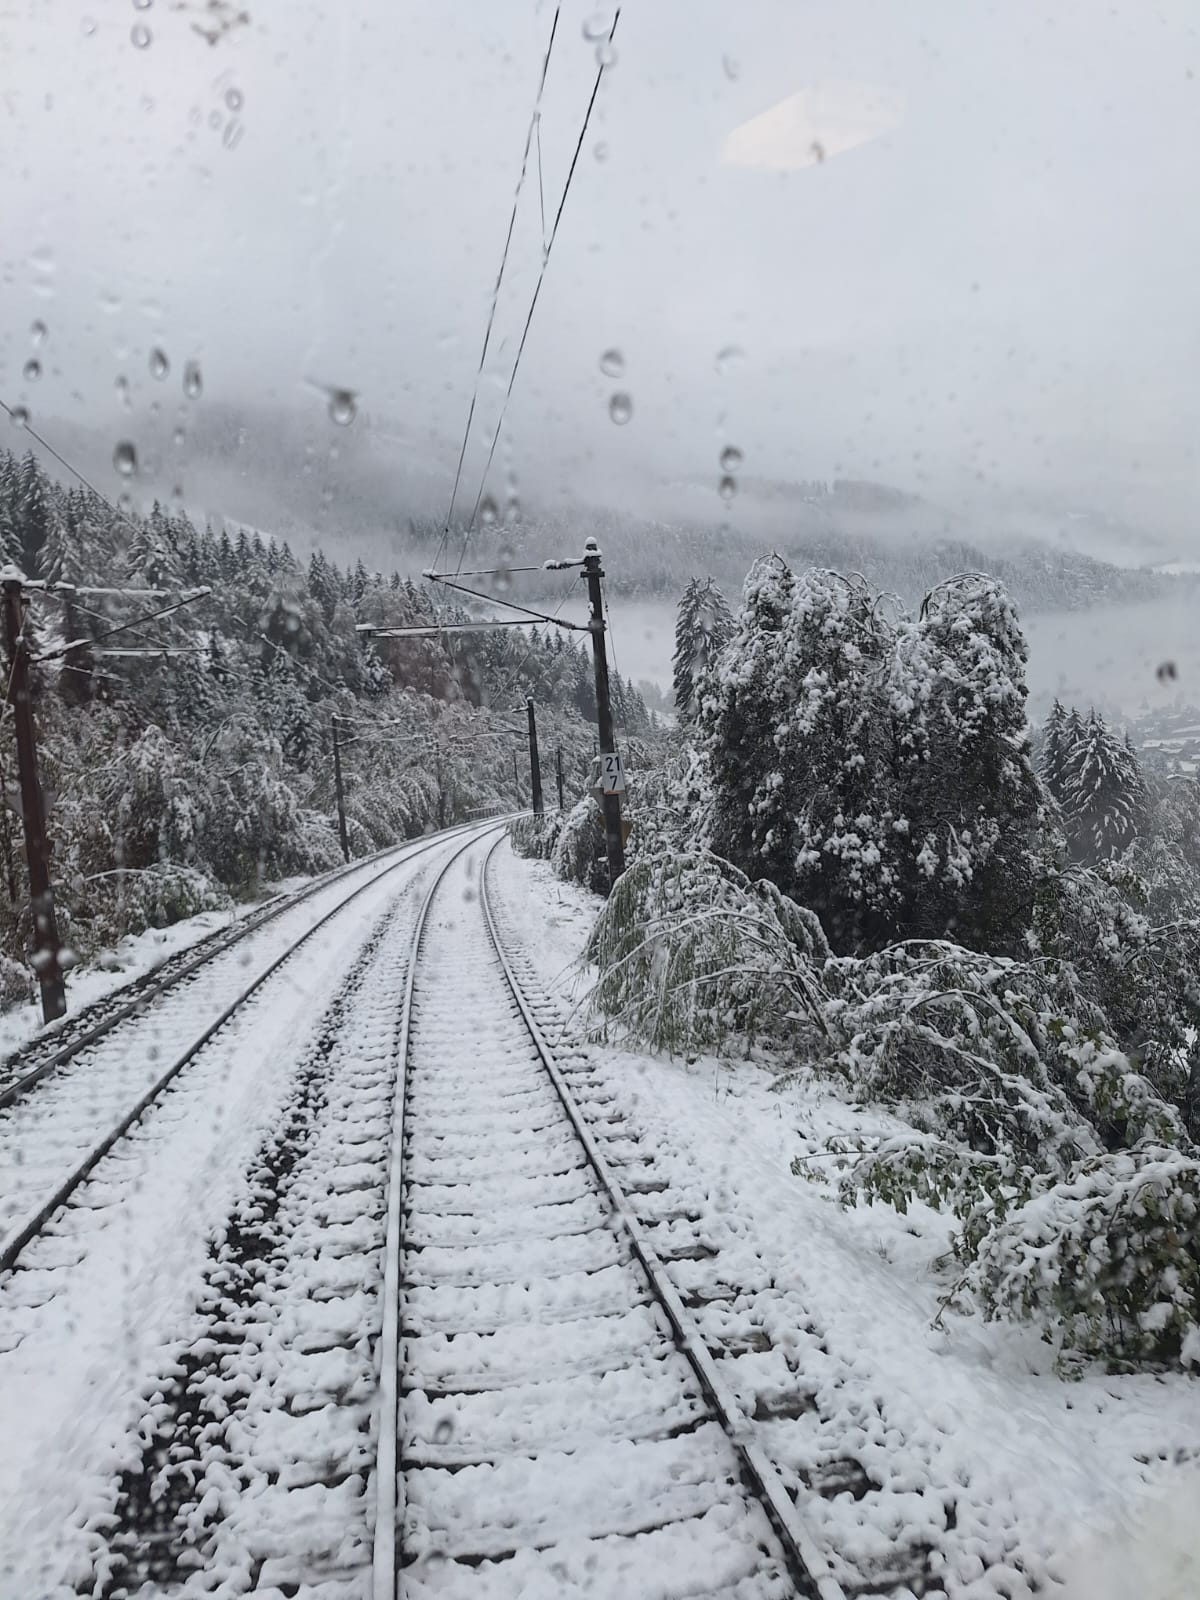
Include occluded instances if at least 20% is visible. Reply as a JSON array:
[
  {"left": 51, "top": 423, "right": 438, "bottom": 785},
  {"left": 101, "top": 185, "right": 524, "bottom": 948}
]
[
  {"left": 183, "top": 360, "right": 203, "bottom": 398},
  {"left": 719, "top": 475, "right": 737, "bottom": 502},
  {"left": 132, "top": 0, "right": 153, "bottom": 9},
  {"left": 582, "top": 10, "right": 612, "bottom": 41},
  {"left": 594, "top": 140, "right": 609, "bottom": 162},
  {"left": 225, "top": 87, "right": 243, "bottom": 112},
  {"left": 479, "top": 494, "right": 499, "bottom": 526},
  {"left": 432, "top": 1416, "right": 455, "bottom": 1444},
  {"left": 149, "top": 347, "right": 169, "bottom": 380},
  {"left": 714, "top": 344, "right": 745, "bottom": 376},
  {"left": 131, "top": 21, "right": 152, "bottom": 47},
  {"left": 9, "top": 406, "right": 29, "bottom": 430},
  {"left": 595, "top": 41, "right": 617, "bottom": 68},
  {"left": 720, "top": 445, "right": 743, "bottom": 473},
  {"left": 22, "top": 359, "right": 41, "bottom": 384},
  {"left": 30, "top": 320, "right": 47, "bottom": 345},
  {"left": 723, "top": 54, "right": 740, "bottom": 81},
  {"left": 115, "top": 374, "right": 131, "bottom": 408},
  {"left": 599, "top": 348, "right": 624, "bottom": 379},
  {"left": 608, "top": 392, "right": 632, "bottom": 425},
  {"left": 327, "top": 387, "right": 356, "bottom": 425},
  {"left": 81, "top": 16, "right": 97, "bottom": 35},
  {"left": 113, "top": 441, "right": 138, "bottom": 477}
]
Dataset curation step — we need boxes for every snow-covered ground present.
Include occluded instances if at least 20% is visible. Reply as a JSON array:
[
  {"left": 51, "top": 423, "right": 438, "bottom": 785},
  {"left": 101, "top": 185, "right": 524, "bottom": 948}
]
[{"left": 490, "top": 843, "right": 1200, "bottom": 1599}]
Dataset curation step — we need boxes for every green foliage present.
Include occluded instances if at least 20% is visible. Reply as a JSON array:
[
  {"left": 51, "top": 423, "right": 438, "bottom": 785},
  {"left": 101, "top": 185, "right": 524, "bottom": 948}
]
[
  {"left": 509, "top": 813, "right": 564, "bottom": 861},
  {"left": 585, "top": 849, "right": 829, "bottom": 1055}
]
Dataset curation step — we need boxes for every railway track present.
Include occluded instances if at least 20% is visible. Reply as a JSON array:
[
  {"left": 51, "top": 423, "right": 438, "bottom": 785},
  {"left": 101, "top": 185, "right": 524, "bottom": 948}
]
[
  {"left": 64, "top": 827, "right": 849, "bottom": 1600},
  {"left": 0, "top": 818, "right": 493, "bottom": 1115},
  {"left": 0, "top": 821, "right": 500, "bottom": 1277}
]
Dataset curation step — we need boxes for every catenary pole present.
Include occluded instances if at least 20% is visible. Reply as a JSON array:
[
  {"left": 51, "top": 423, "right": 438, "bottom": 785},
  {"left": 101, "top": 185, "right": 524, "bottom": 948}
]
[
  {"left": 582, "top": 538, "right": 625, "bottom": 885},
  {"left": 331, "top": 714, "right": 350, "bottom": 864},
  {"left": 526, "top": 697, "right": 544, "bottom": 817},
  {"left": 2, "top": 576, "right": 66, "bottom": 1021},
  {"left": 555, "top": 744, "right": 565, "bottom": 811}
]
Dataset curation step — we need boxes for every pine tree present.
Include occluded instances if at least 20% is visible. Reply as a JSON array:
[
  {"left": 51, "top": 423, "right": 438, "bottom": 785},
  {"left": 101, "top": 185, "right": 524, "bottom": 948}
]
[{"left": 672, "top": 576, "right": 733, "bottom": 721}]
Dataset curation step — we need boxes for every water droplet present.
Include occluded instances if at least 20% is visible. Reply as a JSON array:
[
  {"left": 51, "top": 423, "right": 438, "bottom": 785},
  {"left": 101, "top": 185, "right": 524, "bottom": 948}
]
[
  {"left": 22, "top": 359, "right": 41, "bottom": 384},
  {"left": 10, "top": 406, "right": 29, "bottom": 429},
  {"left": 595, "top": 40, "right": 617, "bottom": 67},
  {"left": 172, "top": 426, "right": 186, "bottom": 448},
  {"left": 714, "top": 344, "right": 745, "bottom": 376},
  {"left": 115, "top": 374, "right": 132, "bottom": 409},
  {"left": 719, "top": 475, "right": 737, "bottom": 502},
  {"left": 599, "top": 348, "right": 624, "bottom": 379},
  {"left": 30, "top": 320, "right": 47, "bottom": 345},
  {"left": 720, "top": 445, "right": 743, "bottom": 473},
  {"left": 582, "top": 10, "right": 613, "bottom": 40},
  {"left": 225, "top": 87, "right": 243, "bottom": 112},
  {"left": 504, "top": 493, "right": 520, "bottom": 523},
  {"left": 133, "top": 0, "right": 153, "bottom": 9},
  {"left": 131, "top": 21, "right": 152, "bottom": 47},
  {"left": 183, "top": 360, "right": 203, "bottom": 398},
  {"left": 81, "top": 16, "right": 97, "bottom": 35},
  {"left": 594, "top": 140, "right": 609, "bottom": 162},
  {"left": 327, "top": 387, "right": 356, "bottom": 425},
  {"left": 608, "top": 392, "right": 632, "bottom": 426},
  {"left": 208, "top": 109, "right": 222, "bottom": 130},
  {"left": 113, "top": 441, "right": 138, "bottom": 477},
  {"left": 149, "top": 347, "right": 169, "bottom": 380},
  {"left": 432, "top": 1416, "right": 455, "bottom": 1444},
  {"left": 479, "top": 494, "right": 499, "bottom": 526},
  {"left": 723, "top": 54, "right": 740, "bottom": 81}
]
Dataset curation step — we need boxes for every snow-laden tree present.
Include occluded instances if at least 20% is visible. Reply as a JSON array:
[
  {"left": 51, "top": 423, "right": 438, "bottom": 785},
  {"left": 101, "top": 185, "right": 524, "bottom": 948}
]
[
  {"left": 890, "top": 575, "right": 1042, "bottom": 950},
  {"left": 672, "top": 576, "right": 733, "bottom": 721},
  {"left": 1061, "top": 710, "right": 1148, "bottom": 864},
  {"left": 702, "top": 559, "right": 1041, "bottom": 953}
]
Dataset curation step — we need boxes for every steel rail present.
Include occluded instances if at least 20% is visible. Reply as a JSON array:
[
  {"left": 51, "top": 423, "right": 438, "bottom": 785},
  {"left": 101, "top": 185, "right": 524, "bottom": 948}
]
[
  {"left": 0, "top": 821, "right": 504, "bottom": 1279},
  {"left": 0, "top": 818, "right": 497, "bottom": 1113},
  {"left": 371, "top": 820, "right": 504, "bottom": 1600},
  {"left": 477, "top": 834, "right": 848, "bottom": 1600}
]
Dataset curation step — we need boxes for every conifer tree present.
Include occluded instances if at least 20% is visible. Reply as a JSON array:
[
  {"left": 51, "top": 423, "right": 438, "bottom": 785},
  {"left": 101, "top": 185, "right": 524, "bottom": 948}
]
[{"left": 672, "top": 576, "right": 733, "bottom": 721}]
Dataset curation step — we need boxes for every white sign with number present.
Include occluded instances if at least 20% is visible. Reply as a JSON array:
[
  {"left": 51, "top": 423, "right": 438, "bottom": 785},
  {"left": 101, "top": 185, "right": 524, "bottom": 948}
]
[{"left": 599, "top": 751, "right": 626, "bottom": 794}]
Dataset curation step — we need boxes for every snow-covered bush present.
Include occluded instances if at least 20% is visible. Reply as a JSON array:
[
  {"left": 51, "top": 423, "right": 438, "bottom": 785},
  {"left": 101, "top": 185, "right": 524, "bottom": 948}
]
[
  {"left": 552, "top": 797, "right": 606, "bottom": 892},
  {"left": 965, "top": 1148, "right": 1200, "bottom": 1368},
  {"left": 586, "top": 848, "right": 829, "bottom": 1055},
  {"left": 509, "top": 812, "right": 564, "bottom": 861}
]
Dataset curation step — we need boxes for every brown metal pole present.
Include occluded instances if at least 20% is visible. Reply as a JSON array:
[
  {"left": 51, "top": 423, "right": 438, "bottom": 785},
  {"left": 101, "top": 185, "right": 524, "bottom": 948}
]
[
  {"left": 2, "top": 577, "right": 66, "bottom": 1021},
  {"left": 331, "top": 714, "right": 350, "bottom": 863},
  {"left": 526, "top": 697, "right": 544, "bottom": 817},
  {"left": 582, "top": 538, "right": 625, "bottom": 885}
]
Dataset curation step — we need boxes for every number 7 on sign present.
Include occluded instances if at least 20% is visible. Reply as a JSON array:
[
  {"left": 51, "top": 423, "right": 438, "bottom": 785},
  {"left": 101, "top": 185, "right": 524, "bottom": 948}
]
[{"left": 600, "top": 752, "right": 626, "bottom": 794}]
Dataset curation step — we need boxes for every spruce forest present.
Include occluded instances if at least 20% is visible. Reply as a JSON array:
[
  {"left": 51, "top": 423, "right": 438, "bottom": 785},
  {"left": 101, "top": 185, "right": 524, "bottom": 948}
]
[{"left": 0, "top": 445, "right": 653, "bottom": 1001}]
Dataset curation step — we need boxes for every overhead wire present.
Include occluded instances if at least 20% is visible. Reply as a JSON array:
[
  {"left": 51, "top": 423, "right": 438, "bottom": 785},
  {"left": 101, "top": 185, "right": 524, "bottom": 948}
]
[
  {"left": 456, "top": 8, "right": 620, "bottom": 570},
  {"left": 433, "top": 4, "right": 562, "bottom": 579}
]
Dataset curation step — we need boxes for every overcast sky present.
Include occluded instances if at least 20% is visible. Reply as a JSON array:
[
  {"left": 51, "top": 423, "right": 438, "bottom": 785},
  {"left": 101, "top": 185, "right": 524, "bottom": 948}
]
[{"left": 2, "top": 0, "right": 1198, "bottom": 544}]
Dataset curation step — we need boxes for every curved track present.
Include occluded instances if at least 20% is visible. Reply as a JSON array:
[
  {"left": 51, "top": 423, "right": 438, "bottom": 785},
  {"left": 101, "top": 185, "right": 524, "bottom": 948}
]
[
  {"left": 9, "top": 826, "right": 856, "bottom": 1599},
  {"left": 0, "top": 822, "right": 501, "bottom": 1274}
]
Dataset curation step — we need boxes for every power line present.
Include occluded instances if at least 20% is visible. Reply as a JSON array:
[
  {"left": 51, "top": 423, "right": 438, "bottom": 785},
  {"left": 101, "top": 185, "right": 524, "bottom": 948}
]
[
  {"left": 0, "top": 398, "right": 146, "bottom": 546},
  {"left": 457, "top": 8, "right": 620, "bottom": 565},
  {"left": 433, "top": 4, "right": 561, "bottom": 578}
]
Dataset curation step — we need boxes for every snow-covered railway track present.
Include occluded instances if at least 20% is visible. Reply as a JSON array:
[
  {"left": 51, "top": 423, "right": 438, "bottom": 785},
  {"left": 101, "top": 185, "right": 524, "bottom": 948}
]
[
  {"left": 0, "top": 820, "right": 491, "bottom": 1116},
  {"left": 482, "top": 850, "right": 974, "bottom": 1600},
  {"left": 0, "top": 822, "right": 495, "bottom": 1277},
  {"left": 0, "top": 821, "right": 505, "bottom": 1597},
  {"left": 375, "top": 838, "right": 843, "bottom": 1599}
]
